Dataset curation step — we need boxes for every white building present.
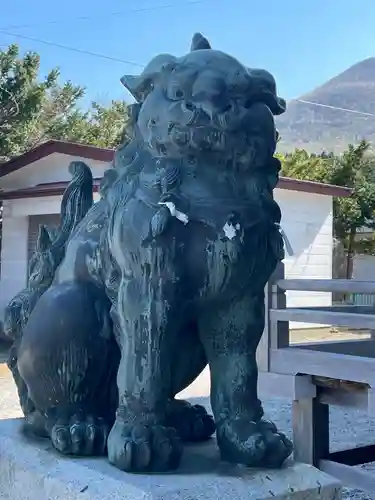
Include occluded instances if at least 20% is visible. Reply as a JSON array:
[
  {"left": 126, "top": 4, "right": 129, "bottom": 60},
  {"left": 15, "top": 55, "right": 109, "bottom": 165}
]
[{"left": 0, "top": 140, "right": 351, "bottom": 328}]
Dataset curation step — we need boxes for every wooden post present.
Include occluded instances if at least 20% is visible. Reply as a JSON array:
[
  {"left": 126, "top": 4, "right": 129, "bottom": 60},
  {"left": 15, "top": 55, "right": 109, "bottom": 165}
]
[
  {"left": 270, "top": 262, "right": 289, "bottom": 350},
  {"left": 292, "top": 396, "right": 330, "bottom": 466},
  {"left": 264, "top": 264, "right": 329, "bottom": 466},
  {"left": 257, "top": 262, "right": 288, "bottom": 372},
  {"left": 257, "top": 284, "right": 272, "bottom": 372}
]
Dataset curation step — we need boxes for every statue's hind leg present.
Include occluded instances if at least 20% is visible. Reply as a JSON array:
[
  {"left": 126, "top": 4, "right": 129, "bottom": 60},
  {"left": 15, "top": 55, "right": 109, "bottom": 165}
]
[
  {"left": 7, "top": 343, "right": 49, "bottom": 437},
  {"left": 165, "top": 320, "right": 215, "bottom": 442},
  {"left": 17, "top": 281, "right": 119, "bottom": 457}
]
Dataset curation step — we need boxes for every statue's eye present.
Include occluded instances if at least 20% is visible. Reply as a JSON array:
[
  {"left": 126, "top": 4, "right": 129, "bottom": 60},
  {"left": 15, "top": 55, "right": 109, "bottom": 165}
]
[
  {"left": 229, "top": 83, "right": 241, "bottom": 95},
  {"left": 168, "top": 85, "right": 185, "bottom": 100}
]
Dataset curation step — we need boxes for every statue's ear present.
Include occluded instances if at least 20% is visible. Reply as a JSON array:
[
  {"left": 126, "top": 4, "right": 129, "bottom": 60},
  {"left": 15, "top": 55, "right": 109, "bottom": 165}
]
[
  {"left": 121, "top": 54, "right": 177, "bottom": 102},
  {"left": 36, "top": 225, "right": 52, "bottom": 253},
  {"left": 246, "top": 68, "right": 286, "bottom": 116},
  {"left": 191, "top": 33, "right": 211, "bottom": 51},
  {"left": 120, "top": 75, "right": 151, "bottom": 103}
]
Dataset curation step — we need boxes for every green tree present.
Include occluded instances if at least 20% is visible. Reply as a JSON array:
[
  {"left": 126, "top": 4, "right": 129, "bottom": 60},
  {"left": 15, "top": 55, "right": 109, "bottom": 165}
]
[
  {"left": 0, "top": 44, "right": 129, "bottom": 161},
  {"left": 279, "top": 140, "right": 375, "bottom": 278},
  {"left": 76, "top": 100, "right": 131, "bottom": 149},
  {"left": 0, "top": 44, "right": 84, "bottom": 161},
  {"left": 276, "top": 149, "right": 335, "bottom": 183}
]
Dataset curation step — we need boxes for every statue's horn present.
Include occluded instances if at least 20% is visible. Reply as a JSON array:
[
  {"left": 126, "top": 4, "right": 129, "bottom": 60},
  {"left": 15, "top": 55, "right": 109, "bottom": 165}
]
[{"left": 191, "top": 33, "right": 211, "bottom": 51}]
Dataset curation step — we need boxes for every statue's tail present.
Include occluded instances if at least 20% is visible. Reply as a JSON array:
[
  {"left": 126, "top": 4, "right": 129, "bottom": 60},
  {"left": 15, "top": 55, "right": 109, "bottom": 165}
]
[
  {"left": 4, "top": 161, "right": 94, "bottom": 342},
  {"left": 49, "top": 161, "right": 94, "bottom": 264},
  {"left": 3, "top": 161, "right": 93, "bottom": 417}
]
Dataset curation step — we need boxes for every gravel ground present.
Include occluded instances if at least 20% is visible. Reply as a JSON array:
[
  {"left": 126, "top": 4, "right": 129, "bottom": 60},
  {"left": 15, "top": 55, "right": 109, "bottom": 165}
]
[{"left": 1, "top": 342, "right": 375, "bottom": 499}]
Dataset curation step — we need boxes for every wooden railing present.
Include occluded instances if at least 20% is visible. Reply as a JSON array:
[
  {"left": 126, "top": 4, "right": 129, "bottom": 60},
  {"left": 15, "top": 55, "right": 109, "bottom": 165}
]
[{"left": 260, "top": 265, "right": 375, "bottom": 494}]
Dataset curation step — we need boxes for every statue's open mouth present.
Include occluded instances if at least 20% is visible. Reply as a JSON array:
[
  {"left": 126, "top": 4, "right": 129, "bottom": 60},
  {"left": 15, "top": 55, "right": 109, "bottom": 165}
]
[
  {"left": 164, "top": 98, "right": 277, "bottom": 155},
  {"left": 170, "top": 124, "right": 226, "bottom": 151},
  {"left": 179, "top": 102, "right": 245, "bottom": 133}
]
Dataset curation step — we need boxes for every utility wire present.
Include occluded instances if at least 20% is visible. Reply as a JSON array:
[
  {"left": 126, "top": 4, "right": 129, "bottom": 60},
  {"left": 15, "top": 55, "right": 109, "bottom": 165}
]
[
  {"left": 0, "top": 29, "right": 146, "bottom": 68},
  {"left": 1, "top": 25, "right": 374, "bottom": 120},
  {"left": 0, "top": 0, "right": 212, "bottom": 68},
  {"left": 295, "top": 99, "right": 375, "bottom": 118},
  {"left": 0, "top": 0, "right": 208, "bottom": 31}
]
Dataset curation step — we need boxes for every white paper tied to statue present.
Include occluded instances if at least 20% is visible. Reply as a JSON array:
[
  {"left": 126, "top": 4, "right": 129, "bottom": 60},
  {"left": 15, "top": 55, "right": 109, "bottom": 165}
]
[
  {"left": 157, "top": 203, "right": 294, "bottom": 257},
  {"left": 158, "top": 201, "right": 189, "bottom": 225},
  {"left": 222, "top": 221, "right": 241, "bottom": 240}
]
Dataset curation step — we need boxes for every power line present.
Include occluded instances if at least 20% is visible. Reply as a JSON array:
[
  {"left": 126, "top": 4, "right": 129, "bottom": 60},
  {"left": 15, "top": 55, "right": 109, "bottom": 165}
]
[
  {"left": 1, "top": 28, "right": 374, "bottom": 120},
  {"left": 0, "top": 30, "right": 146, "bottom": 68},
  {"left": 0, "top": 0, "right": 208, "bottom": 31},
  {"left": 0, "top": 0, "right": 211, "bottom": 68},
  {"left": 294, "top": 99, "right": 375, "bottom": 118}
]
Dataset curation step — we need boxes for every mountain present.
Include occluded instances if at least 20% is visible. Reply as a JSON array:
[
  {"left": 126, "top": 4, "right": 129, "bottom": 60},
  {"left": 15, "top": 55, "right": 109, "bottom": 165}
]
[{"left": 276, "top": 57, "right": 375, "bottom": 154}]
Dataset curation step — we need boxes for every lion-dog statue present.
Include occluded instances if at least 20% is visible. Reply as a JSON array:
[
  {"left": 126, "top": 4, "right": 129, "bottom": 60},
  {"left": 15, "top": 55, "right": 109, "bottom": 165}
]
[{"left": 4, "top": 33, "right": 293, "bottom": 473}]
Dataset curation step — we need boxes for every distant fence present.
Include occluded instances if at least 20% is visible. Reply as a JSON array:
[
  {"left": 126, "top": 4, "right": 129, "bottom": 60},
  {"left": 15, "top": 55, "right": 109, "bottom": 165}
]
[{"left": 346, "top": 293, "right": 375, "bottom": 307}]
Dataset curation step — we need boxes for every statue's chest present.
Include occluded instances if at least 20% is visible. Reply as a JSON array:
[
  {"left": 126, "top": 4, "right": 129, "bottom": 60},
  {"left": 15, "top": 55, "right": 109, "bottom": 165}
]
[
  {"left": 179, "top": 171, "right": 264, "bottom": 235},
  {"left": 193, "top": 233, "right": 254, "bottom": 300}
]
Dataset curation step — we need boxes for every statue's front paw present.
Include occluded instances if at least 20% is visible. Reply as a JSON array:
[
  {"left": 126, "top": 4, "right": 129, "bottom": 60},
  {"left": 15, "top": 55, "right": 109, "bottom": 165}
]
[
  {"left": 217, "top": 418, "right": 293, "bottom": 468},
  {"left": 51, "top": 413, "right": 110, "bottom": 456},
  {"left": 107, "top": 418, "right": 183, "bottom": 472}
]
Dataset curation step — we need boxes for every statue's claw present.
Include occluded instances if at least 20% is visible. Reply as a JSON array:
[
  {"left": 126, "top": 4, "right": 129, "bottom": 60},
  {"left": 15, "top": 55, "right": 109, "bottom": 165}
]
[
  {"left": 51, "top": 412, "right": 110, "bottom": 457},
  {"left": 217, "top": 417, "right": 293, "bottom": 468},
  {"left": 107, "top": 418, "right": 182, "bottom": 472}
]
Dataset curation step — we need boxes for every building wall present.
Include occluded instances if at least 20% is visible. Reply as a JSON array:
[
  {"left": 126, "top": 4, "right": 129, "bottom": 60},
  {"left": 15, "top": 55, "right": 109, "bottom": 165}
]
[
  {"left": 0, "top": 194, "right": 101, "bottom": 316},
  {"left": 274, "top": 189, "right": 333, "bottom": 329},
  {"left": 0, "top": 190, "right": 333, "bottom": 328},
  {"left": 0, "top": 153, "right": 110, "bottom": 191},
  {"left": 0, "top": 214, "right": 28, "bottom": 316}
]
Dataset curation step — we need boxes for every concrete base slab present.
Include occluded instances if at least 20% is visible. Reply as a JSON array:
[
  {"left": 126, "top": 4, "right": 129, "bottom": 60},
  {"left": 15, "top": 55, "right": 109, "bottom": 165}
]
[{"left": 0, "top": 418, "right": 341, "bottom": 500}]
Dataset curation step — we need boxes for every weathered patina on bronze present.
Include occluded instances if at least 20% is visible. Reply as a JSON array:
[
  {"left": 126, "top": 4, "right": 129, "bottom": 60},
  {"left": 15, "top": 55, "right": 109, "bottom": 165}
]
[{"left": 4, "top": 33, "right": 293, "bottom": 473}]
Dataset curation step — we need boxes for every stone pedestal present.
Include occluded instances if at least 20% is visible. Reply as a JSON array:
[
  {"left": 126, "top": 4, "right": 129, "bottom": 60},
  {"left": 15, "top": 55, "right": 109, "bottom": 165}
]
[{"left": 0, "top": 419, "right": 340, "bottom": 500}]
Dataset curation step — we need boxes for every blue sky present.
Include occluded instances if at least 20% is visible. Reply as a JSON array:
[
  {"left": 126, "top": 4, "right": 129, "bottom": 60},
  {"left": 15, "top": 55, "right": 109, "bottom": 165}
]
[{"left": 1, "top": 0, "right": 374, "bottom": 107}]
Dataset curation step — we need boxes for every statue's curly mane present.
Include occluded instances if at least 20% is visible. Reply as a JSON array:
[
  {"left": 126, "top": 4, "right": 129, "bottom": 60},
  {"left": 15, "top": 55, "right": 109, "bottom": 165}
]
[{"left": 101, "top": 36, "right": 286, "bottom": 259}]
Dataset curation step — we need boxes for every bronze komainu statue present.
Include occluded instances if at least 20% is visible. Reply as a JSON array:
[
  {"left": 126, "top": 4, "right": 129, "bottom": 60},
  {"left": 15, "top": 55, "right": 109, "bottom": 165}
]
[{"left": 4, "top": 33, "right": 292, "bottom": 472}]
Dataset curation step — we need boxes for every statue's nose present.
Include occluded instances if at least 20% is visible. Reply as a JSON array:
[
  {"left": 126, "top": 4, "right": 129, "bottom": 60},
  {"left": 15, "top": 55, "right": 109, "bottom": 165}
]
[
  {"left": 192, "top": 73, "right": 230, "bottom": 112},
  {"left": 197, "top": 101, "right": 215, "bottom": 119},
  {"left": 197, "top": 99, "right": 231, "bottom": 120}
]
